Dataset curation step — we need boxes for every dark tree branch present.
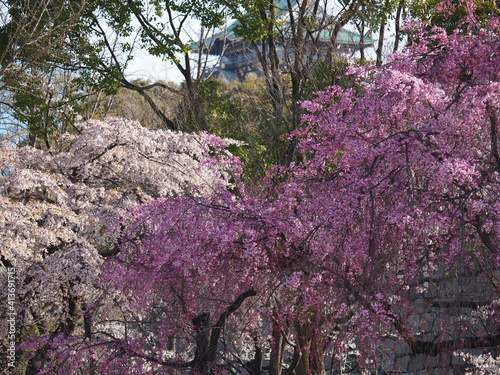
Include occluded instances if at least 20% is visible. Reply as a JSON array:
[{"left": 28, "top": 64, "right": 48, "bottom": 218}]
[
  {"left": 391, "top": 310, "right": 500, "bottom": 356},
  {"left": 191, "top": 289, "right": 257, "bottom": 373},
  {"left": 121, "top": 79, "right": 177, "bottom": 130},
  {"left": 208, "top": 289, "right": 257, "bottom": 361},
  {"left": 487, "top": 104, "right": 500, "bottom": 168}
]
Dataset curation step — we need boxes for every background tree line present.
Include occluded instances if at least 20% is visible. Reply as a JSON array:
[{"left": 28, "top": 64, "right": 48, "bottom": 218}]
[{"left": 3, "top": 0, "right": 495, "bottom": 175}]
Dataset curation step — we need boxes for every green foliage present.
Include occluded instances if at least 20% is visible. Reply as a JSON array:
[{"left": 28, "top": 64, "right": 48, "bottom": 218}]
[
  {"left": 191, "top": 77, "right": 286, "bottom": 177},
  {"left": 356, "top": 0, "right": 401, "bottom": 30},
  {"left": 91, "top": 79, "right": 180, "bottom": 130},
  {"left": 302, "top": 56, "right": 355, "bottom": 98},
  {"left": 230, "top": 0, "right": 277, "bottom": 41},
  {"left": 121, "top": 0, "right": 226, "bottom": 63},
  {"left": 409, "top": 0, "right": 498, "bottom": 33},
  {"left": 8, "top": 67, "right": 89, "bottom": 144},
  {"left": 0, "top": 1, "right": 91, "bottom": 143}
]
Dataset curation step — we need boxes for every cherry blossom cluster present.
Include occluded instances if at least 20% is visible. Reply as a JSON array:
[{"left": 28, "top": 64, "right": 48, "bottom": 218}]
[
  {"left": 7, "top": 9, "right": 500, "bottom": 375},
  {"left": 0, "top": 117, "right": 241, "bottom": 373}
]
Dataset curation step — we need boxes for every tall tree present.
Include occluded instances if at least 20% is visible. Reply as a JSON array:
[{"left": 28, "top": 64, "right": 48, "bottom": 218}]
[
  {"left": 0, "top": 0, "right": 85, "bottom": 91},
  {"left": 0, "top": 0, "right": 86, "bottom": 143},
  {"left": 408, "top": 0, "right": 498, "bottom": 33},
  {"left": 219, "top": 0, "right": 368, "bottom": 165},
  {"left": 68, "top": 0, "right": 229, "bottom": 132},
  {"left": 1, "top": 0, "right": 232, "bottom": 141}
]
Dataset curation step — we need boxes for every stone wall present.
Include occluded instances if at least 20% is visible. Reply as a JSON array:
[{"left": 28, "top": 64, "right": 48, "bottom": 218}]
[{"left": 332, "top": 267, "right": 500, "bottom": 374}]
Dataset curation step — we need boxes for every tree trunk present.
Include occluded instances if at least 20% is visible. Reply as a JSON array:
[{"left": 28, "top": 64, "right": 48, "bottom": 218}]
[
  {"left": 192, "top": 312, "right": 211, "bottom": 373},
  {"left": 393, "top": 0, "right": 405, "bottom": 53},
  {"left": 269, "top": 321, "right": 286, "bottom": 375},
  {"left": 192, "top": 290, "right": 257, "bottom": 373},
  {"left": 376, "top": 0, "right": 390, "bottom": 66},
  {"left": 294, "top": 314, "right": 326, "bottom": 375},
  {"left": 359, "top": 3, "right": 366, "bottom": 61}
]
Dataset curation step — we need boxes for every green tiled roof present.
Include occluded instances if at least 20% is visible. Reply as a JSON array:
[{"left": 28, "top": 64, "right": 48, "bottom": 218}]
[{"left": 193, "top": 1, "right": 373, "bottom": 52}]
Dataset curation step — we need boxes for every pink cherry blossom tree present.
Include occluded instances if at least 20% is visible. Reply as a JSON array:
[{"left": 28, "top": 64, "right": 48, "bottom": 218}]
[{"left": 0, "top": 117, "right": 241, "bottom": 373}]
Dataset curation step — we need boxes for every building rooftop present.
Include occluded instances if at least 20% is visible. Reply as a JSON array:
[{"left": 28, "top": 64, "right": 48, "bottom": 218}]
[
  {"left": 193, "top": 0, "right": 374, "bottom": 54},
  {"left": 192, "top": 0, "right": 374, "bottom": 81}
]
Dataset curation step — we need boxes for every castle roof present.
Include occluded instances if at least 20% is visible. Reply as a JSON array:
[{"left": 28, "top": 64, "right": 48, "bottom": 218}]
[{"left": 193, "top": 0, "right": 374, "bottom": 54}]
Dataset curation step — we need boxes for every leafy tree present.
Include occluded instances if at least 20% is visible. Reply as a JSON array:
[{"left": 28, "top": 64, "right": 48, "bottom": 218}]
[
  {"left": 65, "top": 0, "right": 230, "bottom": 132},
  {"left": 408, "top": 0, "right": 498, "bottom": 33},
  {"left": 8, "top": 66, "right": 92, "bottom": 148},
  {"left": 1, "top": 0, "right": 229, "bottom": 142},
  {"left": 219, "top": 0, "right": 369, "bottom": 166},
  {"left": 185, "top": 76, "right": 283, "bottom": 178},
  {"left": 0, "top": 0, "right": 86, "bottom": 143},
  {"left": 0, "top": 0, "right": 85, "bottom": 90}
]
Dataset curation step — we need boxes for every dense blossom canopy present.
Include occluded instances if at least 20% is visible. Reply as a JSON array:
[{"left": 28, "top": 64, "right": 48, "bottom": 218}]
[
  {"left": 0, "top": 117, "right": 241, "bottom": 373},
  {"left": 3, "top": 10, "right": 500, "bottom": 375}
]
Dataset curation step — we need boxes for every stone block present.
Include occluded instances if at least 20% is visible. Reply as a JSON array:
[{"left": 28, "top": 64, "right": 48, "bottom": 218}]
[{"left": 394, "top": 355, "right": 410, "bottom": 372}]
